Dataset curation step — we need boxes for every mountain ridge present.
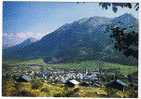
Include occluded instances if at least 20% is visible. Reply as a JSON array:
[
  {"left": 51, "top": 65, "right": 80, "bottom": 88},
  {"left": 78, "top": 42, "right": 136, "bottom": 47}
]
[{"left": 3, "top": 13, "right": 138, "bottom": 65}]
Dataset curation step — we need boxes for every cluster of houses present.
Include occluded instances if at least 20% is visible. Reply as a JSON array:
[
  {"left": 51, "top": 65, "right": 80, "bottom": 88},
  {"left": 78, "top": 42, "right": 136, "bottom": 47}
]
[
  {"left": 34, "top": 68, "right": 102, "bottom": 87},
  {"left": 13, "top": 65, "right": 133, "bottom": 91}
]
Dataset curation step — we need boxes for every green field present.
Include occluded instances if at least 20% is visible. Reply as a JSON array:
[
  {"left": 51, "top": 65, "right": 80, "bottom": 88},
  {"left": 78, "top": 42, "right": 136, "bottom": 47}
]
[{"left": 4, "top": 58, "right": 137, "bottom": 75}]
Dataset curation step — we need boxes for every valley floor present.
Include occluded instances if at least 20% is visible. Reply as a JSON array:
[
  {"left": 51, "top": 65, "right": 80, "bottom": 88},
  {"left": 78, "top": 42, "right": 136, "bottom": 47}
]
[{"left": 2, "top": 59, "right": 138, "bottom": 97}]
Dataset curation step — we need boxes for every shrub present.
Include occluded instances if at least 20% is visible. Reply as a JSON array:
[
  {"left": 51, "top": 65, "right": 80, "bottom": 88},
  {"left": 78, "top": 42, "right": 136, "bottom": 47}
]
[
  {"left": 30, "top": 89, "right": 41, "bottom": 96},
  {"left": 41, "top": 87, "right": 48, "bottom": 93},
  {"left": 2, "top": 80, "right": 17, "bottom": 96},
  {"left": 16, "top": 90, "right": 33, "bottom": 96},
  {"left": 32, "top": 79, "right": 43, "bottom": 89},
  {"left": 15, "top": 82, "right": 33, "bottom": 96}
]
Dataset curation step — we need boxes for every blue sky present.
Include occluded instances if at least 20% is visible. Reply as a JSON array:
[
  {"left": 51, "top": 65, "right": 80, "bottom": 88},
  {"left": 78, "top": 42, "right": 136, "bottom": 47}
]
[
  {"left": 3, "top": 2, "right": 138, "bottom": 47},
  {"left": 3, "top": 2, "right": 138, "bottom": 34}
]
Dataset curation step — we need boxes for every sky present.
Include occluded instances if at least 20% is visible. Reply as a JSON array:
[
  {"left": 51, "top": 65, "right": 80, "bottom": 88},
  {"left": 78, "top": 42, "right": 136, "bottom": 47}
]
[{"left": 3, "top": 2, "right": 138, "bottom": 47}]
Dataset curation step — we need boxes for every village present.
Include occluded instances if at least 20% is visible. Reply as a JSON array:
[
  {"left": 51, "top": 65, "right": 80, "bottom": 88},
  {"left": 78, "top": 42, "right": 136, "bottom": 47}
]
[
  {"left": 2, "top": 63, "right": 138, "bottom": 97},
  {"left": 10, "top": 63, "right": 137, "bottom": 92}
]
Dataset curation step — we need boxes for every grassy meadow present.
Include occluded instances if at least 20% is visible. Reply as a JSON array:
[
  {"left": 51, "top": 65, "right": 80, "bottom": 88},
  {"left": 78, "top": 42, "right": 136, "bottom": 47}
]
[{"left": 4, "top": 58, "right": 137, "bottom": 75}]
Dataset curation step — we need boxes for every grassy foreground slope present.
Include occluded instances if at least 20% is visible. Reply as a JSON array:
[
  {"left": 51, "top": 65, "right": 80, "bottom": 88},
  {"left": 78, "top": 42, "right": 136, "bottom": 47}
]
[
  {"left": 3, "top": 79, "right": 134, "bottom": 97},
  {"left": 4, "top": 58, "right": 137, "bottom": 75}
]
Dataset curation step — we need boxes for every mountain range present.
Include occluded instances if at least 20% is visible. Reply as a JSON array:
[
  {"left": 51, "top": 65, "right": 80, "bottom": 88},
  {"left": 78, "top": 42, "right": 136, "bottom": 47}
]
[
  {"left": 3, "top": 13, "right": 138, "bottom": 65},
  {"left": 5, "top": 37, "right": 37, "bottom": 49}
]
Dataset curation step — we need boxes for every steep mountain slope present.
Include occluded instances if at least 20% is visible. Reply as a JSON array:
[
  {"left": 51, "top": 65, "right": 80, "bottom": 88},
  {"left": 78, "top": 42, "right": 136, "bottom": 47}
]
[
  {"left": 3, "top": 13, "right": 138, "bottom": 65},
  {"left": 3, "top": 38, "right": 38, "bottom": 57},
  {"left": 13, "top": 37, "right": 38, "bottom": 49}
]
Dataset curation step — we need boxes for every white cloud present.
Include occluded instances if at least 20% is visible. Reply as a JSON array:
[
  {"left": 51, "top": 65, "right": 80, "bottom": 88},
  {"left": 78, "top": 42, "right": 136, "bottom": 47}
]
[
  {"left": 16, "top": 32, "right": 47, "bottom": 41},
  {"left": 3, "top": 32, "right": 47, "bottom": 48}
]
